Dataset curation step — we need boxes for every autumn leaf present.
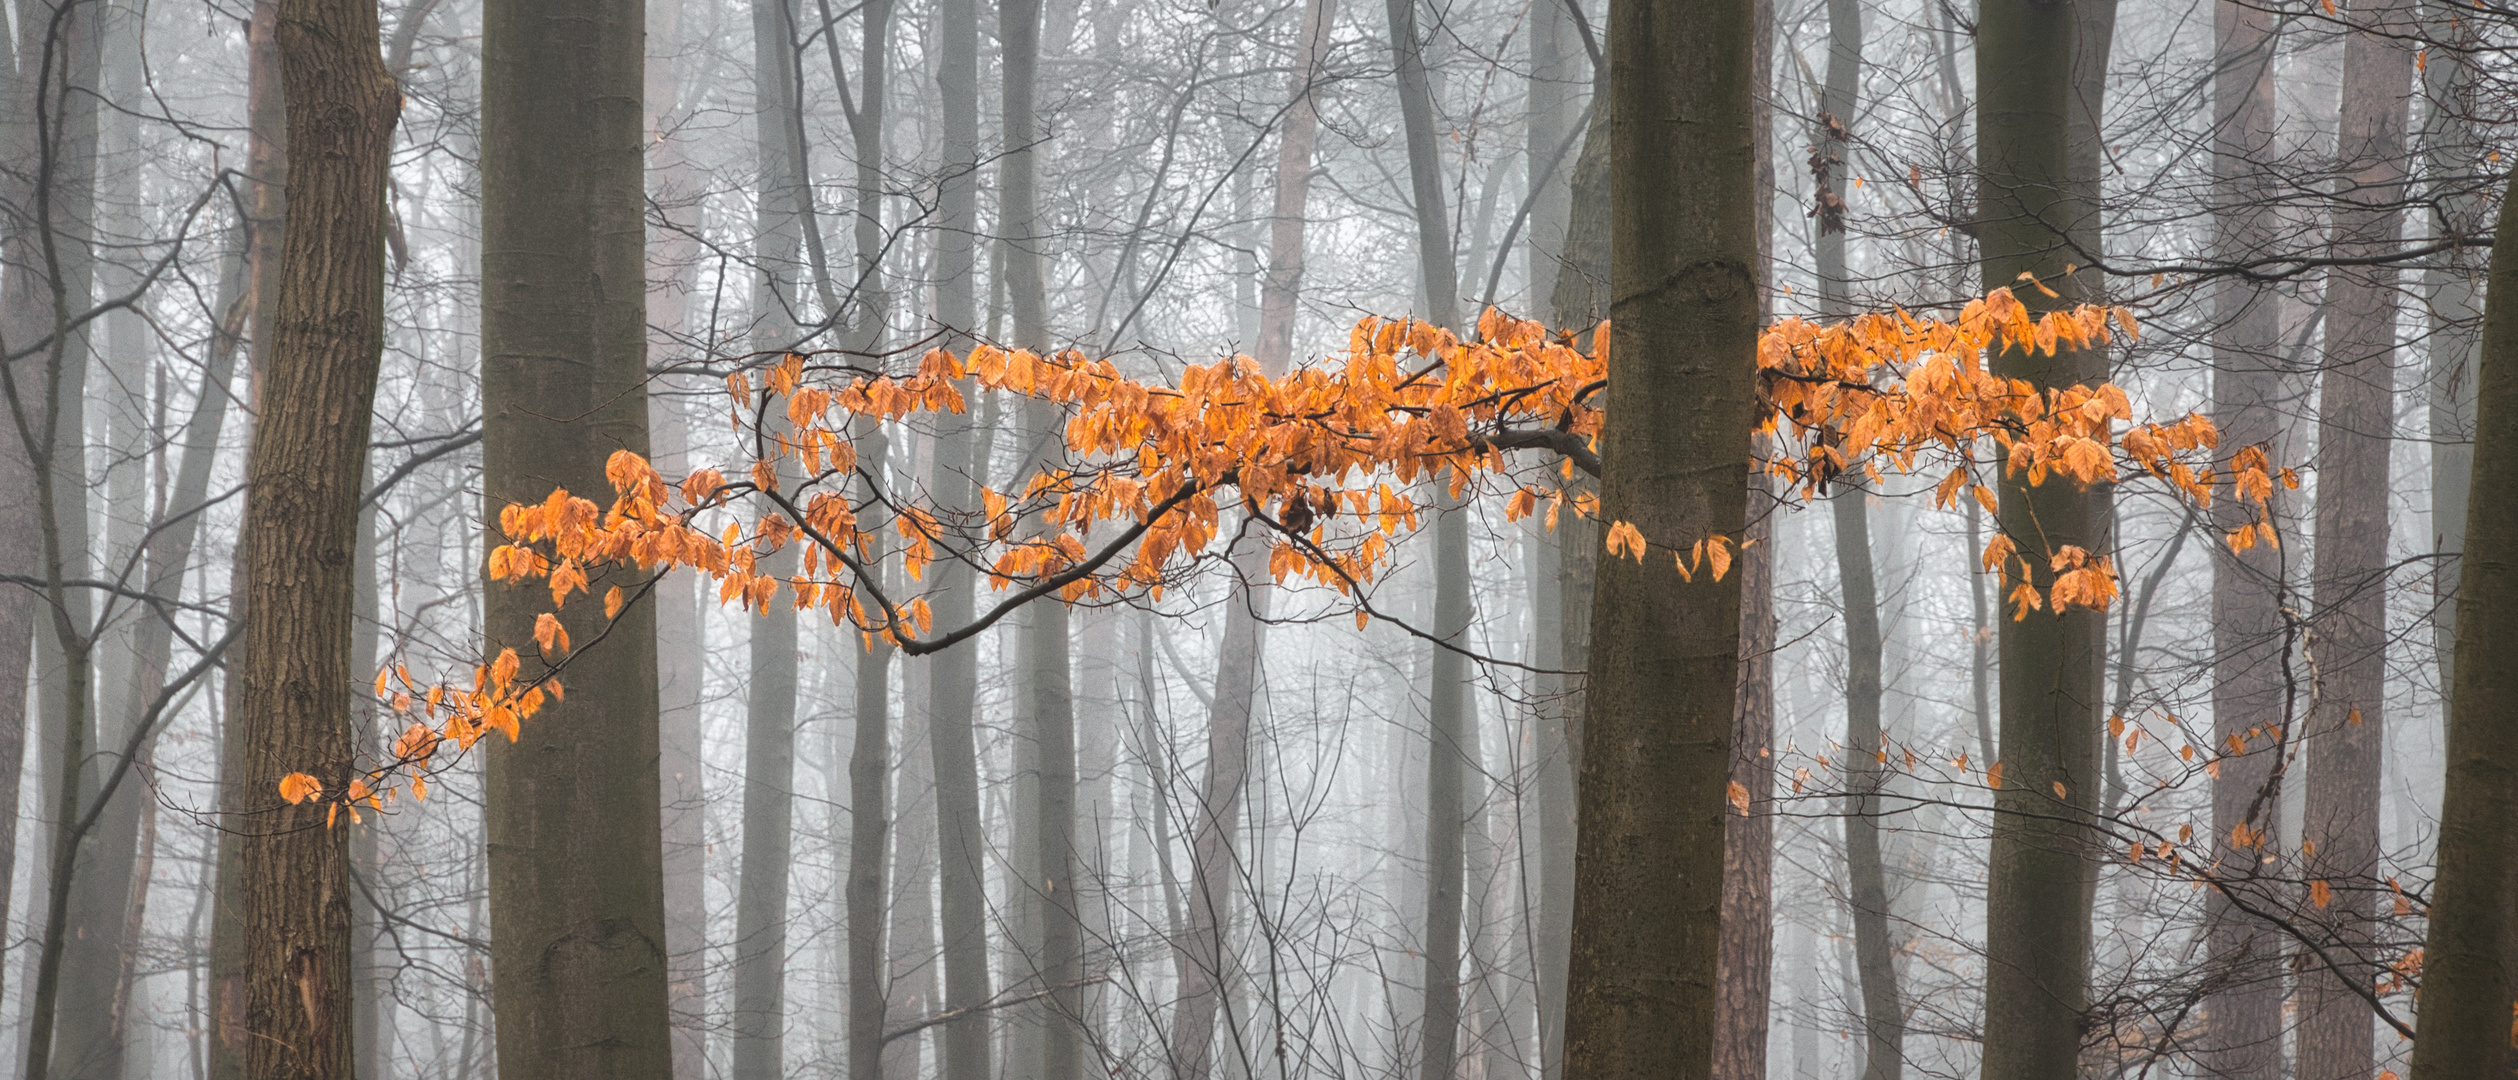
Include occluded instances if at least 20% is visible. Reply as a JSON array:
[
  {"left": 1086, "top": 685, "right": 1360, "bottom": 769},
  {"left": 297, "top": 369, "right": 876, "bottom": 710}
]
[
  {"left": 278, "top": 773, "right": 323, "bottom": 805},
  {"left": 1727, "top": 780, "right": 1751, "bottom": 816},
  {"left": 1604, "top": 520, "right": 1646, "bottom": 562},
  {"left": 1985, "top": 762, "right": 2004, "bottom": 790}
]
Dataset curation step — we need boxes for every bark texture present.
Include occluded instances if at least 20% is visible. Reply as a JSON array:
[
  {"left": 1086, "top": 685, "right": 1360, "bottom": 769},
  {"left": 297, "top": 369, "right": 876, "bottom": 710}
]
[
  {"left": 222, "top": 0, "right": 399, "bottom": 1073},
  {"left": 1561, "top": 0, "right": 1758, "bottom": 1077},
  {"left": 480, "top": 0, "right": 672, "bottom": 1072},
  {"left": 2405, "top": 167, "right": 2518, "bottom": 1080},
  {"left": 1975, "top": 0, "right": 2108, "bottom": 1075}
]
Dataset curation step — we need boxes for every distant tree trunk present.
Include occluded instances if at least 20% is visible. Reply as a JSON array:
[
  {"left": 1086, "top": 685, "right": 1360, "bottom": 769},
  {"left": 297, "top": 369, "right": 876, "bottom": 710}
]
[
  {"left": 929, "top": 0, "right": 994, "bottom": 1067},
  {"left": 1383, "top": 0, "right": 1473, "bottom": 1073},
  {"left": 643, "top": 0, "right": 710, "bottom": 1064},
  {"left": 2298, "top": 0, "right": 2412, "bottom": 1075},
  {"left": 1523, "top": 0, "right": 1573, "bottom": 313},
  {"left": 2423, "top": 0, "right": 2484, "bottom": 693},
  {"left": 888, "top": 654, "right": 942, "bottom": 1080},
  {"left": 2405, "top": 166, "right": 2518, "bottom": 1080},
  {"left": 1974, "top": 0, "right": 2109, "bottom": 1074},
  {"left": 841, "top": 4, "right": 897, "bottom": 1077},
  {"left": 217, "top": 0, "right": 399, "bottom": 1072},
  {"left": 1167, "top": 0, "right": 1330, "bottom": 1070},
  {"left": 1811, "top": 4, "right": 1898, "bottom": 1071},
  {"left": 1539, "top": 63, "right": 1604, "bottom": 1080},
  {"left": 1561, "top": 0, "right": 1758, "bottom": 1077},
  {"left": 2200, "top": 0, "right": 2284, "bottom": 1074},
  {"left": 730, "top": 0, "right": 807, "bottom": 1070},
  {"left": 7, "top": 0, "right": 105, "bottom": 1068},
  {"left": 479, "top": 0, "right": 672, "bottom": 1070}
]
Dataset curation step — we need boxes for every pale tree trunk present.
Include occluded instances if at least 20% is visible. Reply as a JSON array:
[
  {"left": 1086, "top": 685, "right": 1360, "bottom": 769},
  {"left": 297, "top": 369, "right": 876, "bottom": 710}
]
[
  {"left": 1973, "top": 0, "right": 2109, "bottom": 1073},
  {"left": 2423, "top": 0, "right": 2484, "bottom": 692},
  {"left": 1167, "top": 0, "right": 1332, "bottom": 1069},
  {"left": 1383, "top": 0, "right": 1474, "bottom": 1073},
  {"left": 840, "top": 4, "right": 898, "bottom": 1076},
  {"left": 214, "top": 0, "right": 398, "bottom": 1070},
  {"left": 1561, "top": 0, "right": 1759, "bottom": 1077},
  {"left": 642, "top": 0, "right": 711, "bottom": 1069},
  {"left": 1812, "top": 4, "right": 1899, "bottom": 1071},
  {"left": 997, "top": 0, "right": 1081, "bottom": 1070},
  {"left": 888, "top": 652, "right": 942, "bottom": 1080},
  {"left": 1537, "top": 52, "right": 1604, "bottom": 1080},
  {"left": 12, "top": 0, "right": 117, "bottom": 1071},
  {"left": 730, "top": 0, "right": 807, "bottom": 1070},
  {"left": 2298, "top": 0, "right": 2413, "bottom": 1073},
  {"left": 2201, "top": 0, "right": 2284, "bottom": 1073},
  {"left": 2404, "top": 168, "right": 2518, "bottom": 1080},
  {"left": 479, "top": 0, "right": 672, "bottom": 1069},
  {"left": 929, "top": 0, "right": 994, "bottom": 1066}
]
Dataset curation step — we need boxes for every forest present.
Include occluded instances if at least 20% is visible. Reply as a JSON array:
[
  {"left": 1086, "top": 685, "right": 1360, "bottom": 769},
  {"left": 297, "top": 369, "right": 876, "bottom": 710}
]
[{"left": 0, "top": 0, "right": 2509, "bottom": 1072}]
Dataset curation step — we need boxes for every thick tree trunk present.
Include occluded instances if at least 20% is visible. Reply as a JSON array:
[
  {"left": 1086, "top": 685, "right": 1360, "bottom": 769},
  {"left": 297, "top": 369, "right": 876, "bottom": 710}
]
[
  {"left": 1974, "top": 0, "right": 2108, "bottom": 1075},
  {"left": 218, "top": 0, "right": 399, "bottom": 1072},
  {"left": 2200, "top": 0, "right": 2285, "bottom": 1074},
  {"left": 2298, "top": 0, "right": 2413, "bottom": 1074},
  {"left": 206, "top": 4, "right": 286, "bottom": 1072},
  {"left": 2405, "top": 168, "right": 2518, "bottom": 1080},
  {"left": 1561, "top": 0, "right": 1758, "bottom": 1078},
  {"left": 480, "top": 0, "right": 672, "bottom": 1071}
]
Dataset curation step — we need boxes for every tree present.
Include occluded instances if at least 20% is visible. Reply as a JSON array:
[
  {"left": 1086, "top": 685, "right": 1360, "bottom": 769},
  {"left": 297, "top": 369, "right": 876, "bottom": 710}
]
[
  {"left": 219, "top": 0, "right": 398, "bottom": 1073},
  {"left": 479, "top": 0, "right": 673, "bottom": 1070},
  {"left": 2299, "top": 0, "right": 2414, "bottom": 1073},
  {"left": 1557, "top": 0, "right": 1759, "bottom": 1076},
  {"left": 1974, "top": 0, "right": 2110, "bottom": 1073},
  {"left": 2404, "top": 159, "right": 2518, "bottom": 1080},
  {"left": 2200, "top": 0, "right": 2286, "bottom": 1073}
]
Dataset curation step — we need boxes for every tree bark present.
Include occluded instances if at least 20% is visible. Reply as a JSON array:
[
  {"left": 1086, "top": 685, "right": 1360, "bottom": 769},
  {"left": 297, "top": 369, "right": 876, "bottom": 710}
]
[
  {"left": 1562, "top": 0, "right": 1757, "bottom": 1077},
  {"left": 480, "top": 0, "right": 671, "bottom": 1070},
  {"left": 220, "top": 0, "right": 399, "bottom": 1071},
  {"left": 206, "top": 4, "right": 286, "bottom": 1072},
  {"left": 1974, "top": 0, "right": 2107, "bottom": 1074},
  {"left": 2298, "top": 0, "right": 2413, "bottom": 1074},
  {"left": 2200, "top": 0, "right": 2285, "bottom": 1073},
  {"left": 2405, "top": 165, "right": 2518, "bottom": 1080}
]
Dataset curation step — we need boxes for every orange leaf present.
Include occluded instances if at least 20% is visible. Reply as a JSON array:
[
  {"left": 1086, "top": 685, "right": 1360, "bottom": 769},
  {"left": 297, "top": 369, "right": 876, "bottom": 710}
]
[
  {"left": 278, "top": 773, "right": 323, "bottom": 805},
  {"left": 1985, "top": 762, "right": 2004, "bottom": 790},
  {"left": 1727, "top": 780, "right": 1751, "bottom": 816}
]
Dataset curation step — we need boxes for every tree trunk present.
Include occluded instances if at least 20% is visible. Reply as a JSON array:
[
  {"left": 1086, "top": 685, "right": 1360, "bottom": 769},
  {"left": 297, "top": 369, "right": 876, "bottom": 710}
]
[
  {"left": 2423, "top": 0, "right": 2484, "bottom": 694},
  {"left": 1974, "top": 2, "right": 2110, "bottom": 1078},
  {"left": 841, "top": 5, "right": 897, "bottom": 1077},
  {"left": 2298, "top": 0, "right": 2413, "bottom": 1074},
  {"left": 206, "top": 3, "right": 286, "bottom": 1071},
  {"left": 2405, "top": 165, "right": 2518, "bottom": 1080},
  {"left": 730, "top": 0, "right": 807, "bottom": 1070},
  {"left": 6, "top": 0, "right": 105, "bottom": 1068},
  {"left": 642, "top": 0, "right": 711, "bottom": 1068},
  {"left": 1831, "top": 492, "right": 1903, "bottom": 1080},
  {"left": 220, "top": 0, "right": 399, "bottom": 1071},
  {"left": 2198, "top": 2, "right": 2285, "bottom": 1074},
  {"left": 480, "top": 0, "right": 672, "bottom": 1070},
  {"left": 1562, "top": 0, "right": 1757, "bottom": 1077}
]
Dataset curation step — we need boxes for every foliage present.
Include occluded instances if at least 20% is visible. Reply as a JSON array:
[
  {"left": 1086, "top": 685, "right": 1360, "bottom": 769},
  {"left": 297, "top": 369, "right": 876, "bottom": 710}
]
[{"left": 279, "top": 284, "right": 2286, "bottom": 812}]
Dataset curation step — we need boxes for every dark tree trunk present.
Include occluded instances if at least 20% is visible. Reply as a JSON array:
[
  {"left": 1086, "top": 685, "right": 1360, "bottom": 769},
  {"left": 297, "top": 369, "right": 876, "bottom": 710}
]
[
  {"left": 1562, "top": 0, "right": 1758, "bottom": 1077},
  {"left": 219, "top": 0, "right": 399, "bottom": 1071},
  {"left": 479, "top": 0, "right": 671, "bottom": 1071}
]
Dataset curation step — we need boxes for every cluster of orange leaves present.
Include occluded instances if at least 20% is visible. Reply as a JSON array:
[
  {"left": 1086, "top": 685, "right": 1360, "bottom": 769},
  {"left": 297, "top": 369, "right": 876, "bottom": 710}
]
[{"left": 286, "top": 286, "right": 2286, "bottom": 814}]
